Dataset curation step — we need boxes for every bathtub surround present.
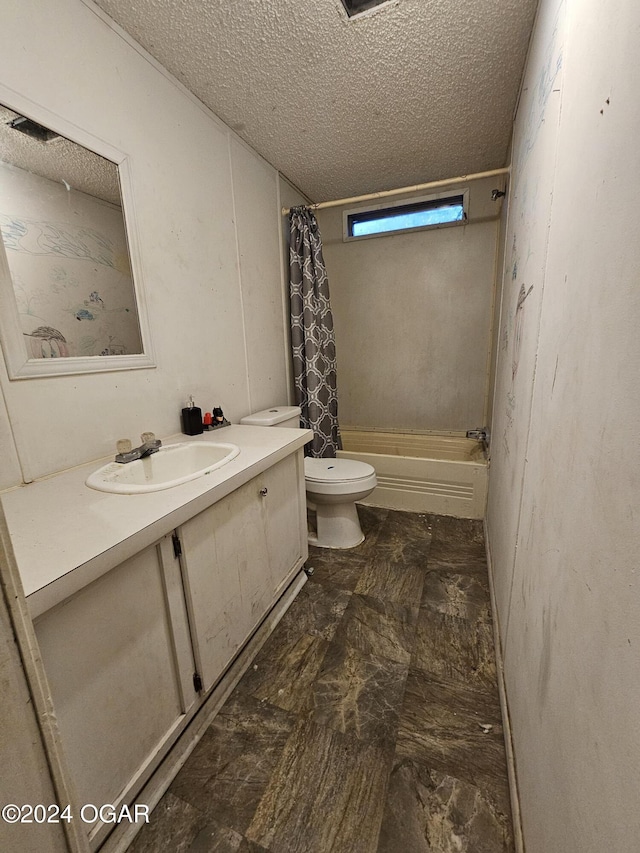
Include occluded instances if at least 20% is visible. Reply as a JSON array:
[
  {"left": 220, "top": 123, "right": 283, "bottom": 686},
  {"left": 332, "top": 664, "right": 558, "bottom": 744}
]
[
  {"left": 487, "top": 0, "right": 640, "bottom": 850},
  {"left": 127, "top": 509, "right": 514, "bottom": 853},
  {"left": 317, "top": 176, "right": 502, "bottom": 434},
  {"left": 289, "top": 207, "right": 341, "bottom": 457}
]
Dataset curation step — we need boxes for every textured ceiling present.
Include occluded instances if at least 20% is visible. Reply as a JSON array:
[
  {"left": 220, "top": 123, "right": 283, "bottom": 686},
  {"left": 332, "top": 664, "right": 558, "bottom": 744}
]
[
  {"left": 0, "top": 106, "right": 121, "bottom": 205},
  {"left": 94, "top": 0, "right": 538, "bottom": 202}
]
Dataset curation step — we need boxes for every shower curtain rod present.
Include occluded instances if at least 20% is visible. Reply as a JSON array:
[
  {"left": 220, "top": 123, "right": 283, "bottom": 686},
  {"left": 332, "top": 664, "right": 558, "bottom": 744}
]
[{"left": 281, "top": 166, "right": 510, "bottom": 215}]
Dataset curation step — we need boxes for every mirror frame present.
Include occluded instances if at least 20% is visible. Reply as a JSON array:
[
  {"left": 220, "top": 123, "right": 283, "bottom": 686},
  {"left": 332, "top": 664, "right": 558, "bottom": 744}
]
[{"left": 0, "top": 86, "right": 155, "bottom": 379}]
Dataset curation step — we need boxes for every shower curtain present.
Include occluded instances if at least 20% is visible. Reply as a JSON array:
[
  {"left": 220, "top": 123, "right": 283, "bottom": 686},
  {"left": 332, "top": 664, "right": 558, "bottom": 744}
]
[{"left": 289, "top": 206, "right": 342, "bottom": 457}]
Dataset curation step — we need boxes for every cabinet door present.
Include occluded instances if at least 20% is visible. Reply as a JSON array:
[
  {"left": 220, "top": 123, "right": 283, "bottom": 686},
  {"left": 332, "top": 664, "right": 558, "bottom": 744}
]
[
  {"left": 34, "top": 538, "right": 196, "bottom": 847},
  {"left": 179, "top": 452, "right": 306, "bottom": 693},
  {"left": 260, "top": 451, "right": 307, "bottom": 596},
  {"left": 179, "top": 474, "right": 267, "bottom": 692}
]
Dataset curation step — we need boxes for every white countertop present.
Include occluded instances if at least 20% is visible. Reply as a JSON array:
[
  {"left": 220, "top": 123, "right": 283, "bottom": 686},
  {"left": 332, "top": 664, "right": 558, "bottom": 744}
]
[{"left": 1, "top": 425, "right": 312, "bottom": 618}]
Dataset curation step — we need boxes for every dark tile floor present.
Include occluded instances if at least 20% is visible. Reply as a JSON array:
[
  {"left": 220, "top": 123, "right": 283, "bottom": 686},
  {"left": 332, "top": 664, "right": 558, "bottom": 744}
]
[{"left": 129, "top": 507, "right": 514, "bottom": 853}]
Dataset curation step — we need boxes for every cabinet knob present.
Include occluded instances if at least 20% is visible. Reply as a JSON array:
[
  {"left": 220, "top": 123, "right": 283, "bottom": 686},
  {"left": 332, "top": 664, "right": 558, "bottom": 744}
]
[{"left": 259, "top": 487, "right": 268, "bottom": 497}]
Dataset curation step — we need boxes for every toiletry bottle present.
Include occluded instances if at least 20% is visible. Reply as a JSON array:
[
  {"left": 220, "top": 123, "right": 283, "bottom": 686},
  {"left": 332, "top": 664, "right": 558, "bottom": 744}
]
[{"left": 181, "top": 396, "right": 204, "bottom": 435}]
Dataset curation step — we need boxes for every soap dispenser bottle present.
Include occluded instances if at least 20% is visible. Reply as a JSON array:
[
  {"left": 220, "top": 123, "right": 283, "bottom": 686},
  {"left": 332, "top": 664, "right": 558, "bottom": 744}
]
[{"left": 181, "top": 395, "right": 203, "bottom": 435}]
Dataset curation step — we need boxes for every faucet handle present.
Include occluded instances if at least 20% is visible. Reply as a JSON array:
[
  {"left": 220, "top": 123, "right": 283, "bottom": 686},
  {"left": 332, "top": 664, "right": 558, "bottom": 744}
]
[
  {"left": 140, "top": 431, "right": 156, "bottom": 444},
  {"left": 117, "top": 438, "right": 132, "bottom": 455}
]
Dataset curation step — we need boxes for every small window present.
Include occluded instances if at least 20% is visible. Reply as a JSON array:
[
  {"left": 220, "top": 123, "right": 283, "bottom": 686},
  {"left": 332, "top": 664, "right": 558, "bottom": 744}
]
[
  {"left": 343, "top": 191, "right": 468, "bottom": 241},
  {"left": 340, "top": 0, "right": 391, "bottom": 18}
]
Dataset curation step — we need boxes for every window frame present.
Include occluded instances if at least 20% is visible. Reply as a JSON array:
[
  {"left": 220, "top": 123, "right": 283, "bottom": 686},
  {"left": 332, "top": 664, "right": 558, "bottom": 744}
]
[
  {"left": 340, "top": 0, "right": 393, "bottom": 17},
  {"left": 342, "top": 188, "right": 469, "bottom": 242}
]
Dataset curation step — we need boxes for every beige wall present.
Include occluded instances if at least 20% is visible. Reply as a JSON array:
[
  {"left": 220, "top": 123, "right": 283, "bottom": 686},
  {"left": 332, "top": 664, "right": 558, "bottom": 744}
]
[
  {"left": 487, "top": 0, "right": 640, "bottom": 849},
  {"left": 230, "top": 138, "right": 290, "bottom": 415},
  {"left": 0, "top": 0, "right": 290, "bottom": 486},
  {"left": 317, "top": 178, "right": 502, "bottom": 433}
]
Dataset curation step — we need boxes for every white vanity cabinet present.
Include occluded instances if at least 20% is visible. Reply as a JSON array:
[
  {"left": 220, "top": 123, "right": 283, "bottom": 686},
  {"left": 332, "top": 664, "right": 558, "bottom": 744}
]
[
  {"left": 17, "top": 433, "right": 310, "bottom": 850},
  {"left": 33, "top": 535, "right": 197, "bottom": 848},
  {"left": 2, "top": 427, "right": 311, "bottom": 850},
  {"left": 178, "top": 452, "right": 307, "bottom": 692}
]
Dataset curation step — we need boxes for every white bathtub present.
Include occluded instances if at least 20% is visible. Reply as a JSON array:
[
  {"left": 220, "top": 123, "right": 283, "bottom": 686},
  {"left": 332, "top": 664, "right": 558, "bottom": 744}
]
[{"left": 337, "top": 429, "right": 488, "bottom": 519}]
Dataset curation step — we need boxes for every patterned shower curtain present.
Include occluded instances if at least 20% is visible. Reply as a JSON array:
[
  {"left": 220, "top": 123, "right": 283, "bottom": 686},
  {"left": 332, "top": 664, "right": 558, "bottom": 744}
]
[{"left": 289, "top": 206, "right": 342, "bottom": 457}]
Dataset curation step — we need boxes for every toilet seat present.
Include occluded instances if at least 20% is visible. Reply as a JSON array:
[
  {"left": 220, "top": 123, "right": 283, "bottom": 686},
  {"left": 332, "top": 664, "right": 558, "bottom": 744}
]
[
  {"left": 304, "top": 457, "right": 374, "bottom": 482},
  {"left": 304, "top": 458, "right": 377, "bottom": 496}
]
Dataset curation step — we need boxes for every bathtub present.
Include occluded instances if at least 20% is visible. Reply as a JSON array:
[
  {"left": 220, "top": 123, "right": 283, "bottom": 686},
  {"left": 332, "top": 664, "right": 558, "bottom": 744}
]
[{"left": 337, "top": 429, "right": 488, "bottom": 519}]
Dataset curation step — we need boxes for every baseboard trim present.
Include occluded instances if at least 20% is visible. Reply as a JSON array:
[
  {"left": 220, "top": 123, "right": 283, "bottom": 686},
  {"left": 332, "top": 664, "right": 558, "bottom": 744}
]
[{"left": 484, "top": 519, "right": 525, "bottom": 853}]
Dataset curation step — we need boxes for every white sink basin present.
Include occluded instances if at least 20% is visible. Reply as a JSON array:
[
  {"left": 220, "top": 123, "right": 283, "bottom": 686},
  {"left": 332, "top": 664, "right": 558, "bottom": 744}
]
[{"left": 86, "top": 442, "right": 240, "bottom": 494}]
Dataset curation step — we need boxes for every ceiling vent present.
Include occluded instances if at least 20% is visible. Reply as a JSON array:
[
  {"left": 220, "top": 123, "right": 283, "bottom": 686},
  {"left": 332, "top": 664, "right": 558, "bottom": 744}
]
[
  {"left": 340, "top": 0, "right": 393, "bottom": 18},
  {"left": 7, "top": 116, "right": 60, "bottom": 142}
]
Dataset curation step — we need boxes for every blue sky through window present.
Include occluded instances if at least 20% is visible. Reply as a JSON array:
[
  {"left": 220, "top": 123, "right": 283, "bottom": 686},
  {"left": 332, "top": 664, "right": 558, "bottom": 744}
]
[{"left": 351, "top": 203, "right": 464, "bottom": 237}]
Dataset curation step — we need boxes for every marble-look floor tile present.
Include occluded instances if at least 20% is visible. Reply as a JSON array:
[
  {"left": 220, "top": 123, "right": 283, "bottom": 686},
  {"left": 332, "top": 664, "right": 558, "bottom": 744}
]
[
  {"left": 421, "top": 570, "right": 491, "bottom": 621},
  {"left": 354, "top": 552, "right": 425, "bottom": 608},
  {"left": 236, "top": 840, "right": 269, "bottom": 853},
  {"left": 427, "top": 539, "right": 488, "bottom": 575},
  {"left": 277, "top": 579, "right": 352, "bottom": 641},
  {"left": 428, "top": 515, "right": 485, "bottom": 546},
  {"left": 380, "top": 510, "right": 433, "bottom": 544},
  {"left": 411, "top": 610, "right": 497, "bottom": 691},
  {"left": 374, "top": 512, "right": 432, "bottom": 564},
  {"left": 357, "top": 503, "right": 390, "bottom": 536},
  {"left": 170, "top": 693, "right": 295, "bottom": 835},
  {"left": 395, "top": 671, "right": 510, "bottom": 815},
  {"left": 186, "top": 819, "right": 247, "bottom": 853},
  {"left": 246, "top": 719, "right": 394, "bottom": 853},
  {"left": 377, "top": 758, "right": 513, "bottom": 853},
  {"left": 237, "top": 619, "right": 329, "bottom": 714},
  {"left": 428, "top": 519, "right": 485, "bottom": 557},
  {"left": 306, "top": 548, "right": 368, "bottom": 593},
  {"left": 333, "top": 593, "right": 418, "bottom": 665},
  {"left": 128, "top": 792, "right": 210, "bottom": 853},
  {"left": 311, "top": 641, "right": 408, "bottom": 745},
  {"left": 136, "top": 509, "right": 513, "bottom": 853}
]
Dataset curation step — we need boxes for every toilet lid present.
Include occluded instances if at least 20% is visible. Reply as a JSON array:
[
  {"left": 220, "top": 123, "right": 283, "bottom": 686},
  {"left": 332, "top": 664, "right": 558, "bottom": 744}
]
[{"left": 304, "top": 457, "right": 375, "bottom": 483}]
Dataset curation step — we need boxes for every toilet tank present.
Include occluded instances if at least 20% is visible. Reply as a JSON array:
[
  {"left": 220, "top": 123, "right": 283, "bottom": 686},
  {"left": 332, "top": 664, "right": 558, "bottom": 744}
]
[{"left": 240, "top": 406, "right": 302, "bottom": 429}]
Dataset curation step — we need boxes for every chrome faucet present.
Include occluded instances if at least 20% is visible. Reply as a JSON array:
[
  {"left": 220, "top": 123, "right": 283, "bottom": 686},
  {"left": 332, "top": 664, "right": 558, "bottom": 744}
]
[{"left": 115, "top": 432, "right": 162, "bottom": 464}]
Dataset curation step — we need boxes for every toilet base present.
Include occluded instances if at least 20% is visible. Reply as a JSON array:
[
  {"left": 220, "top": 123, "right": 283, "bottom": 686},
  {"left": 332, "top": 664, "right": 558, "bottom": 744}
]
[{"left": 308, "top": 501, "right": 364, "bottom": 549}]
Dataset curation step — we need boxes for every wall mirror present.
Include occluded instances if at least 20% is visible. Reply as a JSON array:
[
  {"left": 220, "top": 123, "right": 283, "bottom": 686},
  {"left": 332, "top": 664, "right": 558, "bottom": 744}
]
[{"left": 0, "top": 96, "right": 154, "bottom": 378}]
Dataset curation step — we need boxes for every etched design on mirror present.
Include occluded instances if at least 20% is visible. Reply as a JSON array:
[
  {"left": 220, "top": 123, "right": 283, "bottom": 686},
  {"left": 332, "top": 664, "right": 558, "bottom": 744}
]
[{"left": 0, "top": 97, "right": 153, "bottom": 378}]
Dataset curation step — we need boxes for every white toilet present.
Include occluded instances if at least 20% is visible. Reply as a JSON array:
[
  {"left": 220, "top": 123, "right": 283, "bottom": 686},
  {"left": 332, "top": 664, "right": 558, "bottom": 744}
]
[{"left": 239, "top": 406, "right": 377, "bottom": 549}]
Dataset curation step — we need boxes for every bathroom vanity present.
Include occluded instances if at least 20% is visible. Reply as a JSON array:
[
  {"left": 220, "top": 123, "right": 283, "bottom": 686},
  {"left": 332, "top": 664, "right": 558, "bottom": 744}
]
[{"left": 1, "top": 424, "right": 311, "bottom": 851}]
